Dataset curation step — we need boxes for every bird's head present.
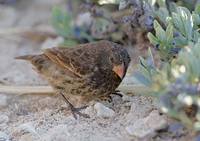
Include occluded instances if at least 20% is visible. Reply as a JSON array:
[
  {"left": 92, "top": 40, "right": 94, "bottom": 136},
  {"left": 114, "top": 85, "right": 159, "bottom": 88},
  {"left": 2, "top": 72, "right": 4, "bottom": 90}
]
[
  {"left": 97, "top": 43, "right": 131, "bottom": 80},
  {"left": 110, "top": 44, "right": 130, "bottom": 79}
]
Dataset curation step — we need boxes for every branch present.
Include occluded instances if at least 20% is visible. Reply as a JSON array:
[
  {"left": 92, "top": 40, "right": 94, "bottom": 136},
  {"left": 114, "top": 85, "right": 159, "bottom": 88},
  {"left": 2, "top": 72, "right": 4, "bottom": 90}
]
[
  {"left": 0, "top": 27, "right": 32, "bottom": 35},
  {"left": 0, "top": 84, "right": 151, "bottom": 95},
  {"left": 0, "top": 85, "right": 54, "bottom": 95}
]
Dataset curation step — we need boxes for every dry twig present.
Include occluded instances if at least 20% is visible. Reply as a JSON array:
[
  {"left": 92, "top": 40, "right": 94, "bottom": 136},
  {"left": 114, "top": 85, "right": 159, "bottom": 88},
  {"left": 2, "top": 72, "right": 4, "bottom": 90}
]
[{"left": 0, "top": 84, "right": 151, "bottom": 95}]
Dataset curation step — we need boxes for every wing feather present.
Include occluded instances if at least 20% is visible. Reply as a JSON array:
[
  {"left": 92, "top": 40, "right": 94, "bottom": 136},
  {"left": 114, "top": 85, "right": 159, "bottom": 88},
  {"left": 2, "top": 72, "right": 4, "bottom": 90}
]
[{"left": 44, "top": 41, "right": 112, "bottom": 77}]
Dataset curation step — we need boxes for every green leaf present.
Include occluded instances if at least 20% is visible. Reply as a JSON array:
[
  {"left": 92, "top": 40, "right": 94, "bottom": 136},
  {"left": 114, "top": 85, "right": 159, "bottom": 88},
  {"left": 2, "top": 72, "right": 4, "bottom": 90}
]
[
  {"left": 168, "top": 2, "right": 178, "bottom": 13},
  {"left": 62, "top": 40, "right": 78, "bottom": 47},
  {"left": 147, "top": 48, "right": 155, "bottom": 68},
  {"left": 156, "top": 0, "right": 166, "bottom": 7},
  {"left": 174, "top": 34, "right": 188, "bottom": 46},
  {"left": 195, "top": 4, "right": 200, "bottom": 14},
  {"left": 172, "top": 12, "right": 185, "bottom": 36},
  {"left": 192, "top": 13, "right": 200, "bottom": 29},
  {"left": 166, "top": 23, "right": 174, "bottom": 43},
  {"left": 154, "top": 7, "right": 169, "bottom": 25},
  {"left": 52, "top": 6, "right": 73, "bottom": 38},
  {"left": 172, "top": 7, "right": 193, "bottom": 41},
  {"left": 154, "top": 20, "right": 166, "bottom": 42},
  {"left": 147, "top": 32, "right": 159, "bottom": 45},
  {"left": 193, "top": 31, "right": 200, "bottom": 42}
]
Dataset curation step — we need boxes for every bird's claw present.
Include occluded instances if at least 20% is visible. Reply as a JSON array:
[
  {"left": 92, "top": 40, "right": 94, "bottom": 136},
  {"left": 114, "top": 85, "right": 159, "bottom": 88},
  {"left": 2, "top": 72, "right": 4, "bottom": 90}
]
[
  {"left": 60, "top": 92, "right": 90, "bottom": 119},
  {"left": 70, "top": 105, "right": 90, "bottom": 119},
  {"left": 112, "top": 90, "right": 123, "bottom": 97}
]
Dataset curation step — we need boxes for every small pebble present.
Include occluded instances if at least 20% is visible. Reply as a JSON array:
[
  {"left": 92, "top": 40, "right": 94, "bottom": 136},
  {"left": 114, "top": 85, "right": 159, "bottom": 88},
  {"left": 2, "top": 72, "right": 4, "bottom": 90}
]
[
  {"left": 126, "top": 121, "right": 152, "bottom": 138},
  {"left": 94, "top": 103, "right": 115, "bottom": 118},
  {"left": 17, "top": 122, "right": 38, "bottom": 136},
  {"left": 0, "top": 131, "right": 9, "bottom": 141},
  {"left": 125, "top": 110, "right": 167, "bottom": 138},
  {"left": 83, "top": 105, "right": 94, "bottom": 116},
  {"left": 0, "top": 114, "right": 9, "bottom": 124},
  {"left": 145, "top": 110, "right": 167, "bottom": 129}
]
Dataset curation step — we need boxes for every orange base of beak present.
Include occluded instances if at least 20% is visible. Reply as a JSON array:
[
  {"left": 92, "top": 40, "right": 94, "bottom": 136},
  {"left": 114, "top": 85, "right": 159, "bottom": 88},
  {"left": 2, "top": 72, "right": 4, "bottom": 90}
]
[{"left": 112, "top": 64, "right": 125, "bottom": 79}]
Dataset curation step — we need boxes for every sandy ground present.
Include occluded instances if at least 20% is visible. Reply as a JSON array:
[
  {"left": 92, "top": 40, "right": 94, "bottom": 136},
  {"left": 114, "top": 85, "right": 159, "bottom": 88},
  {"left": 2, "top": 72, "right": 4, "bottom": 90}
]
[{"left": 0, "top": 1, "right": 191, "bottom": 141}]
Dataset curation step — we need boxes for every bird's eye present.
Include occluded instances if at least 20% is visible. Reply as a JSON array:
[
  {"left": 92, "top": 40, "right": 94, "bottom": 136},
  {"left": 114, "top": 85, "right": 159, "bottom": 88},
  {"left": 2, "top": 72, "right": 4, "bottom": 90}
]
[{"left": 109, "top": 57, "right": 114, "bottom": 62}]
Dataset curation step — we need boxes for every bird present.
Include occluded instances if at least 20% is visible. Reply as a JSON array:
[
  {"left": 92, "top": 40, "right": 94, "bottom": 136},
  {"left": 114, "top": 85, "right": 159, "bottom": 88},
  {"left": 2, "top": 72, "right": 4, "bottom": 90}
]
[{"left": 16, "top": 40, "right": 131, "bottom": 118}]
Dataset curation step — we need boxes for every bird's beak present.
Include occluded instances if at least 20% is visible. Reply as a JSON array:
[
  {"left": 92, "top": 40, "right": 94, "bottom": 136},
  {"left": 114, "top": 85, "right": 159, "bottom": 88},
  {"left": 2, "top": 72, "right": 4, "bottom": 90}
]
[{"left": 112, "top": 63, "right": 125, "bottom": 79}]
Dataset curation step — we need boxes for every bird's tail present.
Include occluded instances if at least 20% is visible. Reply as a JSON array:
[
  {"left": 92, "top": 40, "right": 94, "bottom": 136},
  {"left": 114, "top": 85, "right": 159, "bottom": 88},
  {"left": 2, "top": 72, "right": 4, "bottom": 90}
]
[
  {"left": 15, "top": 55, "right": 36, "bottom": 61},
  {"left": 15, "top": 54, "right": 49, "bottom": 74}
]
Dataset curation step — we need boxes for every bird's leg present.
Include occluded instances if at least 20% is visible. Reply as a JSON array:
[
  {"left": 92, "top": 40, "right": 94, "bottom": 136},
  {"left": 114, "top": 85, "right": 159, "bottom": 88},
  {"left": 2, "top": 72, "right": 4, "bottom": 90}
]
[
  {"left": 59, "top": 92, "right": 90, "bottom": 119},
  {"left": 99, "top": 91, "right": 123, "bottom": 103},
  {"left": 112, "top": 90, "right": 123, "bottom": 97}
]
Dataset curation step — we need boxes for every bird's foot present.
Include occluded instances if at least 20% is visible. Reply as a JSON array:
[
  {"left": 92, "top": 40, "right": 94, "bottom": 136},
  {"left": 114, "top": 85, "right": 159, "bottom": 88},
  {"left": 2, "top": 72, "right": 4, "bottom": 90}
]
[
  {"left": 112, "top": 90, "right": 123, "bottom": 97},
  {"left": 98, "top": 90, "right": 123, "bottom": 103},
  {"left": 60, "top": 92, "right": 90, "bottom": 119},
  {"left": 70, "top": 105, "right": 90, "bottom": 119}
]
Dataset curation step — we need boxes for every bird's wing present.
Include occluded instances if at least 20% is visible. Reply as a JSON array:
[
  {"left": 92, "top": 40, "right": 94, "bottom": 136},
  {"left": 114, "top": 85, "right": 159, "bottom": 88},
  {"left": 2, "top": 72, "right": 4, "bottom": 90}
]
[{"left": 44, "top": 41, "right": 111, "bottom": 77}]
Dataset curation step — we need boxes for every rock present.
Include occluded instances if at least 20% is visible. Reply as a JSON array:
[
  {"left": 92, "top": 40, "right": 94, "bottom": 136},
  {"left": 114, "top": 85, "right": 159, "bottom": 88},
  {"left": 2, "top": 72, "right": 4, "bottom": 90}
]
[
  {"left": 83, "top": 105, "right": 94, "bottom": 117},
  {"left": 145, "top": 110, "right": 167, "bottom": 129},
  {"left": 94, "top": 103, "right": 115, "bottom": 118},
  {"left": 125, "top": 120, "right": 153, "bottom": 138},
  {"left": 0, "top": 114, "right": 9, "bottom": 124},
  {"left": 17, "top": 122, "right": 38, "bottom": 136},
  {"left": 125, "top": 96, "right": 154, "bottom": 121},
  {"left": 0, "top": 131, "right": 9, "bottom": 141},
  {"left": 0, "top": 95, "right": 8, "bottom": 107},
  {"left": 125, "top": 110, "right": 167, "bottom": 138}
]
